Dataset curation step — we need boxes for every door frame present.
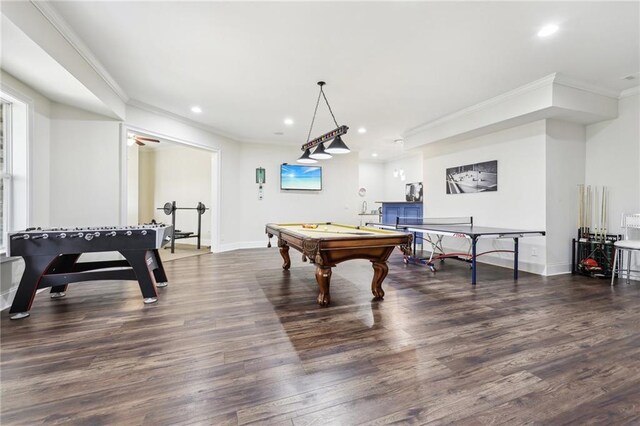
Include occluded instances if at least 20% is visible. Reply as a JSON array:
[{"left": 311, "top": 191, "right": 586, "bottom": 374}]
[{"left": 119, "top": 123, "right": 221, "bottom": 252}]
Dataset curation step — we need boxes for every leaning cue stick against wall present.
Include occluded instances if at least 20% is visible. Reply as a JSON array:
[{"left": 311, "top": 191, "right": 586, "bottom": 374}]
[
  {"left": 574, "top": 184, "right": 617, "bottom": 278},
  {"left": 577, "top": 184, "right": 609, "bottom": 242}
]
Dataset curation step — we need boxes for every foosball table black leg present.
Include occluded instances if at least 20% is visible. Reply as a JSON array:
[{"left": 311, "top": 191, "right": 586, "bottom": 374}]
[
  {"left": 120, "top": 250, "right": 159, "bottom": 304},
  {"left": 48, "top": 253, "right": 81, "bottom": 299},
  {"left": 9, "top": 255, "right": 59, "bottom": 320},
  {"left": 151, "top": 249, "right": 169, "bottom": 288}
]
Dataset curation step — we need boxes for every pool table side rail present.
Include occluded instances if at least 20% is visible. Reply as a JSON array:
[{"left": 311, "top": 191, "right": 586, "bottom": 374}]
[{"left": 265, "top": 222, "right": 409, "bottom": 238}]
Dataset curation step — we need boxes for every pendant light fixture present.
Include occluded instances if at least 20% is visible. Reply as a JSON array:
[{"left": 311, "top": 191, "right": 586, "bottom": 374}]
[
  {"left": 309, "top": 142, "right": 332, "bottom": 160},
  {"left": 325, "top": 135, "right": 350, "bottom": 154},
  {"left": 297, "top": 149, "right": 317, "bottom": 164},
  {"left": 297, "top": 81, "right": 350, "bottom": 163}
]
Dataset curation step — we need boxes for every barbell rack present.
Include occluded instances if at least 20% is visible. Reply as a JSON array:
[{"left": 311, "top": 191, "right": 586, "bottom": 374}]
[{"left": 156, "top": 201, "right": 209, "bottom": 253}]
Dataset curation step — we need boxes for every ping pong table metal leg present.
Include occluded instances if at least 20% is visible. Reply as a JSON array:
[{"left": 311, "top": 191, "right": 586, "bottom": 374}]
[
  {"left": 471, "top": 237, "right": 477, "bottom": 285},
  {"left": 514, "top": 237, "right": 519, "bottom": 280}
]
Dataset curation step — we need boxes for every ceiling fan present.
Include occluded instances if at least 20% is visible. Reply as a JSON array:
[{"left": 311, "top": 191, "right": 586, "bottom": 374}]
[{"left": 127, "top": 133, "right": 160, "bottom": 146}]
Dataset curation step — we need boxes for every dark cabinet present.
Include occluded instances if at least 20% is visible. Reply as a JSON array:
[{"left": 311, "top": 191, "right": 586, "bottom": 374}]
[{"left": 379, "top": 202, "right": 423, "bottom": 224}]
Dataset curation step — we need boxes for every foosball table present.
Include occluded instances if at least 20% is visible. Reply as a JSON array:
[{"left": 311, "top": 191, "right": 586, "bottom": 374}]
[{"left": 7, "top": 224, "right": 173, "bottom": 320}]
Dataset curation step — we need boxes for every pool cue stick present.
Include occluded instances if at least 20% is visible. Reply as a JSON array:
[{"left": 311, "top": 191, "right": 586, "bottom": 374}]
[
  {"left": 586, "top": 185, "right": 588, "bottom": 236},
  {"left": 598, "top": 187, "right": 602, "bottom": 240},
  {"left": 584, "top": 186, "right": 591, "bottom": 232},
  {"left": 592, "top": 186, "right": 596, "bottom": 240},
  {"left": 596, "top": 187, "right": 599, "bottom": 240},
  {"left": 591, "top": 186, "right": 594, "bottom": 235},
  {"left": 585, "top": 185, "right": 588, "bottom": 236},
  {"left": 584, "top": 185, "right": 587, "bottom": 234},
  {"left": 598, "top": 186, "right": 604, "bottom": 239},
  {"left": 595, "top": 186, "right": 600, "bottom": 240},
  {"left": 600, "top": 187, "right": 604, "bottom": 240},
  {"left": 578, "top": 185, "right": 583, "bottom": 236},
  {"left": 602, "top": 185, "right": 607, "bottom": 241},
  {"left": 603, "top": 186, "right": 607, "bottom": 237},
  {"left": 580, "top": 184, "right": 585, "bottom": 237},
  {"left": 588, "top": 186, "right": 595, "bottom": 233},
  {"left": 600, "top": 186, "right": 604, "bottom": 240},
  {"left": 584, "top": 184, "right": 588, "bottom": 236}
]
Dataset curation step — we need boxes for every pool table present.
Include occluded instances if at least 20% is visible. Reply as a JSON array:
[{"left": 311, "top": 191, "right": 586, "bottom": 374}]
[{"left": 265, "top": 223, "right": 412, "bottom": 306}]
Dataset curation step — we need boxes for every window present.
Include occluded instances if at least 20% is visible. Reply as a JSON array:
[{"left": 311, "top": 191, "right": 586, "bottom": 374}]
[
  {"left": 0, "top": 101, "right": 8, "bottom": 251},
  {"left": 0, "top": 88, "right": 29, "bottom": 256}
]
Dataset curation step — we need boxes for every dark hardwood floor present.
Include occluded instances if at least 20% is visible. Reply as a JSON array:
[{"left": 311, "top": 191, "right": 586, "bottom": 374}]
[{"left": 1, "top": 248, "right": 639, "bottom": 425}]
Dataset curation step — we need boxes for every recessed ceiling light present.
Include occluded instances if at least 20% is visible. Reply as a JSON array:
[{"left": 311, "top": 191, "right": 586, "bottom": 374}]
[
  {"left": 358, "top": 127, "right": 367, "bottom": 134},
  {"left": 284, "top": 118, "right": 294, "bottom": 126},
  {"left": 537, "top": 24, "right": 559, "bottom": 38},
  {"left": 371, "top": 152, "right": 378, "bottom": 157},
  {"left": 274, "top": 132, "right": 284, "bottom": 135},
  {"left": 191, "top": 106, "right": 202, "bottom": 113}
]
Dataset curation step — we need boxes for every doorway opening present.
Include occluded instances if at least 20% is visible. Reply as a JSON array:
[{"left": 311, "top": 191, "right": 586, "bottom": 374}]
[{"left": 123, "top": 125, "right": 220, "bottom": 262}]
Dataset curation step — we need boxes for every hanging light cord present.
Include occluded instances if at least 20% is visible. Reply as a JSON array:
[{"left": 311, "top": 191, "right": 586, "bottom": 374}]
[
  {"left": 305, "top": 87, "right": 323, "bottom": 144},
  {"left": 305, "top": 83, "right": 340, "bottom": 144},
  {"left": 320, "top": 86, "right": 340, "bottom": 128}
]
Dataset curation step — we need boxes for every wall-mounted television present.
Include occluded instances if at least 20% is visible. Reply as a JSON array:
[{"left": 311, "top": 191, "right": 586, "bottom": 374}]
[{"left": 280, "top": 163, "right": 322, "bottom": 191}]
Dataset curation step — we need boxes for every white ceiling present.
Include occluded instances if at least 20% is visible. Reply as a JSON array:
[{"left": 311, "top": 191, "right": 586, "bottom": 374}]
[
  {"left": 7, "top": 2, "right": 640, "bottom": 160},
  {"left": 0, "top": 15, "right": 116, "bottom": 118}
]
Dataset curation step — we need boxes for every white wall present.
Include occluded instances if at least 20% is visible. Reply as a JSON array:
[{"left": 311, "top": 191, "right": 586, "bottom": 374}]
[
  {"left": 125, "top": 106, "right": 364, "bottom": 250},
  {"left": 0, "top": 71, "right": 53, "bottom": 309},
  {"left": 585, "top": 93, "right": 640, "bottom": 233},
  {"left": 545, "top": 119, "right": 586, "bottom": 275},
  {"left": 383, "top": 154, "right": 423, "bottom": 201},
  {"left": 358, "top": 161, "right": 385, "bottom": 220},
  {"left": 422, "top": 120, "right": 548, "bottom": 273},
  {"left": 585, "top": 92, "right": 640, "bottom": 279},
  {"left": 125, "top": 105, "right": 238, "bottom": 250},
  {"left": 126, "top": 144, "right": 138, "bottom": 225},
  {"left": 0, "top": 71, "right": 52, "bottom": 227},
  {"left": 230, "top": 143, "right": 360, "bottom": 249},
  {"left": 140, "top": 145, "right": 212, "bottom": 245},
  {"left": 138, "top": 149, "right": 155, "bottom": 224},
  {"left": 49, "top": 103, "right": 121, "bottom": 226}
]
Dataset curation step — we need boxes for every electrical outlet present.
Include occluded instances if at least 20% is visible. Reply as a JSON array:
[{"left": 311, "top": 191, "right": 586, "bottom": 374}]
[{"left": 531, "top": 247, "right": 537, "bottom": 257}]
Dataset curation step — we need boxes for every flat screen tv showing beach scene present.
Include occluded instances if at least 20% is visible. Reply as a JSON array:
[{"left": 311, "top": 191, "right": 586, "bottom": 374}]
[{"left": 280, "top": 164, "right": 322, "bottom": 191}]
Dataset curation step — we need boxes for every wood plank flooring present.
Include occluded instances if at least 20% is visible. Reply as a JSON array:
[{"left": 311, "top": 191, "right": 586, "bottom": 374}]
[{"left": 1, "top": 248, "right": 639, "bottom": 425}]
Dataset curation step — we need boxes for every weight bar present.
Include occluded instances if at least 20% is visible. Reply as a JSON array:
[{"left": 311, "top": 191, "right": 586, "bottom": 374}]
[{"left": 158, "top": 201, "right": 209, "bottom": 216}]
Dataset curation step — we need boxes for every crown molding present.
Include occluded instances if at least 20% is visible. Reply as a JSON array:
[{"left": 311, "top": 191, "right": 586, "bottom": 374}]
[
  {"left": 619, "top": 85, "right": 640, "bottom": 99},
  {"left": 553, "top": 73, "right": 619, "bottom": 99},
  {"left": 403, "top": 73, "right": 622, "bottom": 139},
  {"left": 126, "top": 99, "right": 241, "bottom": 142},
  {"left": 30, "top": 0, "right": 129, "bottom": 103},
  {"left": 404, "top": 73, "right": 558, "bottom": 138}
]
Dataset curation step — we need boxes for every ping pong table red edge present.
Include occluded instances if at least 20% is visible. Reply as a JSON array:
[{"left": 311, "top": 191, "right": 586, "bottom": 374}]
[{"left": 367, "top": 217, "right": 546, "bottom": 285}]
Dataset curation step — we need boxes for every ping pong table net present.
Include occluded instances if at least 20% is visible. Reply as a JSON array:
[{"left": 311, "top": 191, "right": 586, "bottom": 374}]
[{"left": 395, "top": 216, "right": 474, "bottom": 227}]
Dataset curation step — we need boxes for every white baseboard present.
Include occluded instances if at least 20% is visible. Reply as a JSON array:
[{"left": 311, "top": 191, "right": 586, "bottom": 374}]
[
  {"left": 476, "top": 254, "right": 547, "bottom": 276},
  {"left": 216, "top": 240, "right": 267, "bottom": 253},
  {"left": 0, "top": 287, "right": 18, "bottom": 311},
  {"left": 544, "top": 262, "right": 573, "bottom": 276},
  {"left": 171, "top": 238, "right": 212, "bottom": 247},
  {"left": 613, "top": 271, "right": 640, "bottom": 281}
]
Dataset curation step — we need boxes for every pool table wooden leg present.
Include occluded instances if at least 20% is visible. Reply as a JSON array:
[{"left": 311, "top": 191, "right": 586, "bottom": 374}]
[
  {"left": 278, "top": 241, "right": 291, "bottom": 270},
  {"left": 371, "top": 261, "right": 389, "bottom": 300},
  {"left": 315, "top": 265, "right": 332, "bottom": 306}
]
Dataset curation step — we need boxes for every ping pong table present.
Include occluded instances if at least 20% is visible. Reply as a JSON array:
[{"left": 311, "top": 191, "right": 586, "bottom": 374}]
[{"left": 368, "top": 217, "right": 545, "bottom": 285}]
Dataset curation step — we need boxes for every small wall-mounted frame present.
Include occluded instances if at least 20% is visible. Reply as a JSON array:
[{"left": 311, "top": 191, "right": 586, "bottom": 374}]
[
  {"left": 405, "top": 182, "right": 423, "bottom": 202},
  {"left": 256, "top": 167, "right": 266, "bottom": 184}
]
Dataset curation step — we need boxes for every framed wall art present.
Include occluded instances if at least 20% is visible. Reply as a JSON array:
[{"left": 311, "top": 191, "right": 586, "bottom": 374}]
[{"left": 446, "top": 160, "right": 497, "bottom": 194}]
